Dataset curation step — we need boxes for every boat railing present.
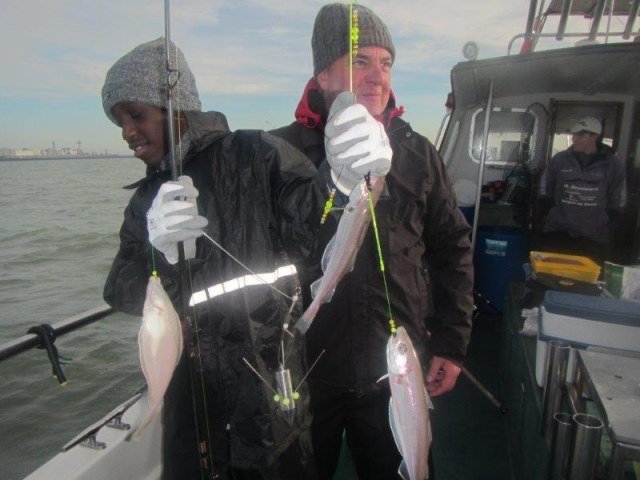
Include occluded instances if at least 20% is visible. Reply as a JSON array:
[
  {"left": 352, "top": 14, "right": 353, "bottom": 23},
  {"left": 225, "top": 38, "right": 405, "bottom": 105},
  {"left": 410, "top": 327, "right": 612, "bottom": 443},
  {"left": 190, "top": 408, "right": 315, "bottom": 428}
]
[
  {"left": 0, "top": 304, "right": 115, "bottom": 382},
  {"left": 509, "top": 0, "right": 640, "bottom": 55},
  {"left": 508, "top": 30, "right": 637, "bottom": 54}
]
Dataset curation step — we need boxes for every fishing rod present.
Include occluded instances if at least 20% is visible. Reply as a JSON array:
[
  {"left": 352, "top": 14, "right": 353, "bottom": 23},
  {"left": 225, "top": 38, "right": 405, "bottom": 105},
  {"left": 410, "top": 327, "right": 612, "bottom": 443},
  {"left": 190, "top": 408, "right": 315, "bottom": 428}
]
[{"left": 162, "top": 1, "right": 216, "bottom": 477}]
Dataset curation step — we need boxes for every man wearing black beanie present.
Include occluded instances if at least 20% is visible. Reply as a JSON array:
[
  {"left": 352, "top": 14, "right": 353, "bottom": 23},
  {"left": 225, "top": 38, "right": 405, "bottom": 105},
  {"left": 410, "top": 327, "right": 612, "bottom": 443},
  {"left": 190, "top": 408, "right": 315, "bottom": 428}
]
[{"left": 271, "top": 3, "right": 474, "bottom": 479}]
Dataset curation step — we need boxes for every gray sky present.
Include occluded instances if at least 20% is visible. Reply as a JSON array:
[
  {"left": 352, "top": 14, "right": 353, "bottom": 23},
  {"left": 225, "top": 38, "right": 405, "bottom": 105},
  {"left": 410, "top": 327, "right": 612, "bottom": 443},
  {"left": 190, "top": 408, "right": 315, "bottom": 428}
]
[{"left": 2, "top": 0, "right": 608, "bottom": 154}]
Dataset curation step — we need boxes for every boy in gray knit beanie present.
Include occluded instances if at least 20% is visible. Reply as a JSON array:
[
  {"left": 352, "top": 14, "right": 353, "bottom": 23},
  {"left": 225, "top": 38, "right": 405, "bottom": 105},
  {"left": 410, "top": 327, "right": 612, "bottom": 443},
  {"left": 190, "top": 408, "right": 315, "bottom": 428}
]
[{"left": 101, "top": 37, "right": 201, "bottom": 125}]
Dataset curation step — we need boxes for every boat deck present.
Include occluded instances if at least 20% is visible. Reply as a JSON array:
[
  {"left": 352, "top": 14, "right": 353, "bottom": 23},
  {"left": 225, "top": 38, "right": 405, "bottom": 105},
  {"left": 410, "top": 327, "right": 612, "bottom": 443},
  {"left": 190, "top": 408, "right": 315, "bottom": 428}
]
[{"left": 430, "top": 314, "right": 511, "bottom": 479}]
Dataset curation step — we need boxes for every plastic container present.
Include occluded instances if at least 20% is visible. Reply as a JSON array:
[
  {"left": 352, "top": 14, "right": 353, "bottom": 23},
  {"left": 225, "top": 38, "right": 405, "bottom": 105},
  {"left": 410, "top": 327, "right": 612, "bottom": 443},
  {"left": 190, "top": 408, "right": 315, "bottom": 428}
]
[
  {"left": 535, "top": 290, "right": 640, "bottom": 386},
  {"left": 530, "top": 251, "right": 601, "bottom": 284},
  {"left": 474, "top": 226, "right": 528, "bottom": 311}
]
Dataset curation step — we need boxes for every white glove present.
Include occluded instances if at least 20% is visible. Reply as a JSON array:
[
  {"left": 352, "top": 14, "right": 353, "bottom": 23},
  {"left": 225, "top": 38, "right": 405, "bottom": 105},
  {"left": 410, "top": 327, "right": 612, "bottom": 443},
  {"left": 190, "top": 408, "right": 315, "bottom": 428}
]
[
  {"left": 325, "top": 91, "right": 392, "bottom": 195},
  {"left": 146, "top": 175, "right": 208, "bottom": 265}
]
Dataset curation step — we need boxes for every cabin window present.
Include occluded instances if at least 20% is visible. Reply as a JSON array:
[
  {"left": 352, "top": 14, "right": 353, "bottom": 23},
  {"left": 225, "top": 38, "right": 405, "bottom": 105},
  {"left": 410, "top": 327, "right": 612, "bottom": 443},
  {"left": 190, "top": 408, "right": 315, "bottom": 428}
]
[{"left": 469, "top": 107, "right": 539, "bottom": 168}]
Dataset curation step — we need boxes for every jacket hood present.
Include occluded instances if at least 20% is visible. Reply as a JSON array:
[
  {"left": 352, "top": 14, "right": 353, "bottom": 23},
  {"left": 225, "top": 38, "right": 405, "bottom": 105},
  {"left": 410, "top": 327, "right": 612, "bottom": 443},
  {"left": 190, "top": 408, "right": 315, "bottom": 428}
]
[
  {"left": 182, "top": 110, "right": 230, "bottom": 157},
  {"left": 294, "top": 78, "right": 405, "bottom": 132}
]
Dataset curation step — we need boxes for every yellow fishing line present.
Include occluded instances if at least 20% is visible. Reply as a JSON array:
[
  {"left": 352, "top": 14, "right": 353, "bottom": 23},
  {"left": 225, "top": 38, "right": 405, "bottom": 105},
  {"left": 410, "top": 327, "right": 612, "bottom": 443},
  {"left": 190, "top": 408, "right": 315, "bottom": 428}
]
[
  {"left": 323, "top": 3, "right": 360, "bottom": 223},
  {"left": 366, "top": 180, "right": 396, "bottom": 334},
  {"left": 349, "top": 3, "right": 359, "bottom": 93}
]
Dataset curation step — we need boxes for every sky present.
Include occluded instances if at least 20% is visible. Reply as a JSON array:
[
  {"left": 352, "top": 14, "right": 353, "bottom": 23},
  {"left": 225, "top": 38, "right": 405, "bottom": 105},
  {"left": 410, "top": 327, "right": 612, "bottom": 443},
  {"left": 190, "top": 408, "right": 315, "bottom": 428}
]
[{"left": 1, "top": 0, "right": 612, "bottom": 155}]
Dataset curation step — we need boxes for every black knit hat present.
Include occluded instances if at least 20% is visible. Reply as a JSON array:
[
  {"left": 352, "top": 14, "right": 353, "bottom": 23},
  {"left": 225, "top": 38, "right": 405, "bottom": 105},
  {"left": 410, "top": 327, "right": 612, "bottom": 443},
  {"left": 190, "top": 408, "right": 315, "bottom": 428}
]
[
  {"left": 312, "top": 3, "right": 395, "bottom": 76},
  {"left": 101, "top": 37, "right": 201, "bottom": 125}
]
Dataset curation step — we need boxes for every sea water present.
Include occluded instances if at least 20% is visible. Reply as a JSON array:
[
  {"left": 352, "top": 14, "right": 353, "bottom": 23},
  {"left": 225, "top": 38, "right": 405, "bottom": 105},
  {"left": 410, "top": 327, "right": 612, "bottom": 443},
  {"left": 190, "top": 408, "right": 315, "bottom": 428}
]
[{"left": 0, "top": 157, "right": 145, "bottom": 480}]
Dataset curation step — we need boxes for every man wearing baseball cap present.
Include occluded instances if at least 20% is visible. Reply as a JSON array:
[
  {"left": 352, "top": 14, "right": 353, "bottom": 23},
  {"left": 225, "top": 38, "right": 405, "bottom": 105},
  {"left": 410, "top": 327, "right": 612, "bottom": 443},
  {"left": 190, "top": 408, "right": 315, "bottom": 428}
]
[
  {"left": 538, "top": 116, "right": 626, "bottom": 264},
  {"left": 270, "top": 3, "right": 474, "bottom": 478}
]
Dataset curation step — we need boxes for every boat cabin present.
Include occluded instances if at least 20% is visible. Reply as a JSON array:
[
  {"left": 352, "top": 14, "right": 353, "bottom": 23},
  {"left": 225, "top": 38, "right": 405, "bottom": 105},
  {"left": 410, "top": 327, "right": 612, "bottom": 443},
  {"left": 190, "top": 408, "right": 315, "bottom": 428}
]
[{"left": 439, "top": 0, "right": 640, "bottom": 265}]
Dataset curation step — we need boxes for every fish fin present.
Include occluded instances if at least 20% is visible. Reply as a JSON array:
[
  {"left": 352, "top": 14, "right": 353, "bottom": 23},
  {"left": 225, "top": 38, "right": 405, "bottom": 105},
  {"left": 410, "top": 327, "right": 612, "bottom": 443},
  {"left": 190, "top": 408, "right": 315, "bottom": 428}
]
[
  {"left": 130, "top": 402, "right": 161, "bottom": 442},
  {"left": 309, "top": 276, "right": 335, "bottom": 303},
  {"left": 397, "top": 459, "right": 410, "bottom": 480},
  {"left": 424, "top": 386, "right": 435, "bottom": 410},
  {"left": 376, "top": 373, "right": 389, "bottom": 383},
  {"left": 388, "top": 399, "right": 404, "bottom": 458},
  {"left": 295, "top": 313, "right": 313, "bottom": 335},
  {"left": 309, "top": 277, "right": 322, "bottom": 299},
  {"left": 320, "top": 235, "right": 337, "bottom": 274}
]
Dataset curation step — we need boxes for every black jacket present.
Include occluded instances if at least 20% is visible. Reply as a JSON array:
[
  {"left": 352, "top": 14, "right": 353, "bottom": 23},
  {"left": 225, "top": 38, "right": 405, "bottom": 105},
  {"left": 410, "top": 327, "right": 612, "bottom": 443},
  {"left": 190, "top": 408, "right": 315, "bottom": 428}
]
[
  {"left": 271, "top": 101, "right": 474, "bottom": 394},
  {"left": 104, "top": 111, "right": 323, "bottom": 475}
]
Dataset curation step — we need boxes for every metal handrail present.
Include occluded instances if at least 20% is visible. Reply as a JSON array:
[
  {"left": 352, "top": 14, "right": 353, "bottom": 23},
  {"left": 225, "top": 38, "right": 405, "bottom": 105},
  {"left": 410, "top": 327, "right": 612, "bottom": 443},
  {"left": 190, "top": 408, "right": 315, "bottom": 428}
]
[
  {"left": 0, "top": 304, "right": 115, "bottom": 362},
  {"left": 508, "top": 30, "right": 635, "bottom": 54}
]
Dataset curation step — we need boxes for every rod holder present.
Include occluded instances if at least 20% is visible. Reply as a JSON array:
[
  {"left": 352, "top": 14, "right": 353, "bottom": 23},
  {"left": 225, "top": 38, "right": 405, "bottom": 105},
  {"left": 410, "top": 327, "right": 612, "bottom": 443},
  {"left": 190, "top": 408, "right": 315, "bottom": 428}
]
[
  {"left": 550, "top": 412, "right": 574, "bottom": 480},
  {"left": 569, "top": 413, "right": 603, "bottom": 480},
  {"left": 541, "top": 340, "right": 570, "bottom": 441}
]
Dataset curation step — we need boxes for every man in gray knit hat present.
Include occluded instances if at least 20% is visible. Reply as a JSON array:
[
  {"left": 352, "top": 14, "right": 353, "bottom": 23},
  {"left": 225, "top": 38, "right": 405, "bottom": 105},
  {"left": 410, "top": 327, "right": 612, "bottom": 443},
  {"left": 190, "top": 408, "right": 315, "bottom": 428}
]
[
  {"left": 271, "top": 3, "right": 473, "bottom": 479},
  {"left": 100, "top": 36, "right": 387, "bottom": 480}
]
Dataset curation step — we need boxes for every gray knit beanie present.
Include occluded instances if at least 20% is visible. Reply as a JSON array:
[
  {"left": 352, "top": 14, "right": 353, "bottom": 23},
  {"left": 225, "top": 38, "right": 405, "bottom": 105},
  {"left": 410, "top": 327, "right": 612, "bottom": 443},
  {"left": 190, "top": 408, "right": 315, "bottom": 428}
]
[
  {"left": 101, "top": 37, "right": 201, "bottom": 125},
  {"left": 312, "top": 3, "right": 395, "bottom": 76}
]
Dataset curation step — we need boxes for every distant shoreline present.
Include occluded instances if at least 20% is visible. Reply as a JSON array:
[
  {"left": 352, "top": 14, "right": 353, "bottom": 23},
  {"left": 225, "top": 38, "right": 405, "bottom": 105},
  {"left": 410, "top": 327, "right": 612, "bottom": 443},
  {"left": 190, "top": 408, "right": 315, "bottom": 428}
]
[{"left": 0, "top": 155, "right": 132, "bottom": 162}]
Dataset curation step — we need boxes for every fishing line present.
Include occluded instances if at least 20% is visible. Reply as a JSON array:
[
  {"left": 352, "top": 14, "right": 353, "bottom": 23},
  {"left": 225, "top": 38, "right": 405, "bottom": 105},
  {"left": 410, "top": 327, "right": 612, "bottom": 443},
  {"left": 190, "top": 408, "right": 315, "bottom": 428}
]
[
  {"left": 321, "top": 2, "right": 359, "bottom": 225},
  {"left": 201, "top": 232, "right": 294, "bottom": 302},
  {"left": 365, "top": 175, "right": 396, "bottom": 334},
  {"left": 351, "top": 2, "right": 395, "bottom": 335},
  {"left": 349, "top": 2, "right": 355, "bottom": 93}
]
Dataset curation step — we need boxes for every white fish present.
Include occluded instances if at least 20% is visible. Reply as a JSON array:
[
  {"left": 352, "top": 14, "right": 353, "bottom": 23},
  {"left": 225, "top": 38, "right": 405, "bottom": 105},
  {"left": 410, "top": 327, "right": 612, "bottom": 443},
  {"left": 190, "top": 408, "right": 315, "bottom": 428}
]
[
  {"left": 387, "top": 327, "right": 432, "bottom": 480},
  {"left": 132, "top": 275, "right": 183, "bottom": 440},
  {"left": 296, "top": 176, "right": 384, "bottom": 334}
]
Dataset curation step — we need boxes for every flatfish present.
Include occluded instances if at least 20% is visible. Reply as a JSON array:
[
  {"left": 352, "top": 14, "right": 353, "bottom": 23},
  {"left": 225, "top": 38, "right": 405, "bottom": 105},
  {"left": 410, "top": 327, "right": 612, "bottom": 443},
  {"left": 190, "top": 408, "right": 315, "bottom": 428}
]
[
  {"left": 131, "top": 275, "right": 183, "bottom": 440},
  {"left": 387, "top": 326, "right": 432, "bottom": 480}
]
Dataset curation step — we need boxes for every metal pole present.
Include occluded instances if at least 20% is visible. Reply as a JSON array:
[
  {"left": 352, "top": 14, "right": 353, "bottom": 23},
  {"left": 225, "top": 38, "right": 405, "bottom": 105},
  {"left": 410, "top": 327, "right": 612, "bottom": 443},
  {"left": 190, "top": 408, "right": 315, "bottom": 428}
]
[
  {"left": 569, "top": 413, "right": 603, "bottom": 480},
  {"left": 550, "top": 412, "right": 574, "bottom": 480},
  {"left": 470, "top": 79, "right": 494, "bottom": 252},
  {"left": 623, "top": 0, "right": 640, "bottom": 39},
  {"left": 541, "top": 340, "right": 570, "bottom": 441},
  {"left": 525, "top": 0, "right": 539, "bottom": 42},
  {"left": 0, "top": 305, "right": 113, "bottom": 362},
  {"left": 589, "top": 0, "right": 607, "bottom": 41},
  {"left": 557, "top": 0, "right": 573, "bottom": 40},
  {"left": 164, "top": 0, "right": 178, "bottom": 181}
]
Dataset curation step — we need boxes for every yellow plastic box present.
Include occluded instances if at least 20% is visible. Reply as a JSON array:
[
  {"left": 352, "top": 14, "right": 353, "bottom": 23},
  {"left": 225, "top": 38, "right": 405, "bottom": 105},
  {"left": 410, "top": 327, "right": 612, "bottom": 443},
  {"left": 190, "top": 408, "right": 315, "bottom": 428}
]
[{"left": 530, "top": 251, "right": 601, "bottom": 284}]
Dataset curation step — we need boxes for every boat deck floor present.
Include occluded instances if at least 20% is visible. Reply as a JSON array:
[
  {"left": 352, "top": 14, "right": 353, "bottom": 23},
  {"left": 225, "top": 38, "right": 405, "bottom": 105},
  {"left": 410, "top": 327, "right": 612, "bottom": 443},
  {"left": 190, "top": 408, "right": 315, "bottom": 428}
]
[{"left": 335, "top": 313, "right": 511, "bottom": 479}]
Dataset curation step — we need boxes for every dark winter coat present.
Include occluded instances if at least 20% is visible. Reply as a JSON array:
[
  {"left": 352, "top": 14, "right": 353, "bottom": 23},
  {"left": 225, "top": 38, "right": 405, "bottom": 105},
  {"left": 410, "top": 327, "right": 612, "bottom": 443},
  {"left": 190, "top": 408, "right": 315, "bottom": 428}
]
[
  {"left": 539, "top": 143, "right": 626, "bottom": 243},
  {"left": 270, "top": 81, "right": 474, "bottom": 394},
  {"left": 104, "top": 111, "right": 323, "bottom": 476}
]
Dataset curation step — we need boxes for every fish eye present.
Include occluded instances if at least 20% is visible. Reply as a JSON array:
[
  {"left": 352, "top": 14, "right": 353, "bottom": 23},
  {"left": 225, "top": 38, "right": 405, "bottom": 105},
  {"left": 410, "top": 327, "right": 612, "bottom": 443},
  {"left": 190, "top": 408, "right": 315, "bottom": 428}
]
[{"left": 398, "top": 343, "right": 407, "bottom": 354}]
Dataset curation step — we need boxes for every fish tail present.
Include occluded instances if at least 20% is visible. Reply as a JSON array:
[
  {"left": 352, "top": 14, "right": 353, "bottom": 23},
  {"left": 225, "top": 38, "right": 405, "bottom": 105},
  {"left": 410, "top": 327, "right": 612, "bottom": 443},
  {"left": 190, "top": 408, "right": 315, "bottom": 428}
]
[
  {"left": 295, "top": 305, "right": 318, "bottom": 335},
  {"left": 130, "top": 403, "right": 161, "bottom": 442}
]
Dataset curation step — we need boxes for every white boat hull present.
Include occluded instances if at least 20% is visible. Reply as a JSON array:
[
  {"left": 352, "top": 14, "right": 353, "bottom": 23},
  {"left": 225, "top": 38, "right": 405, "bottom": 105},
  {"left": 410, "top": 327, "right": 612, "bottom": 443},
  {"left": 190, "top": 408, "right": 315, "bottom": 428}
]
[{"left": 24, "top": 392, "right": 161, "bottom": 480}]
